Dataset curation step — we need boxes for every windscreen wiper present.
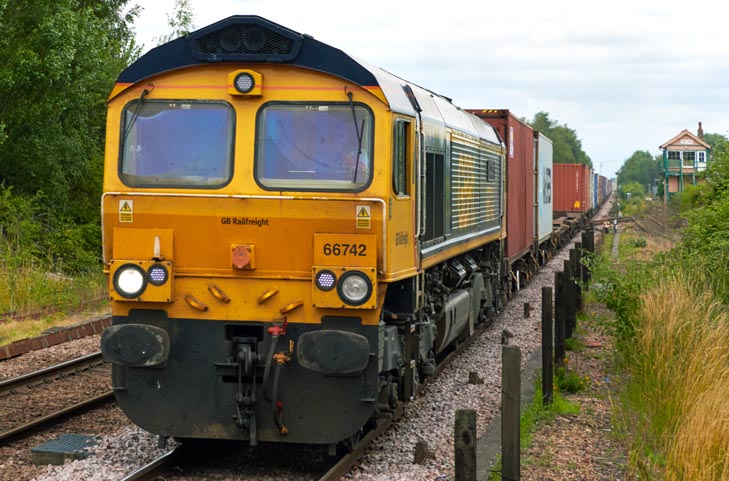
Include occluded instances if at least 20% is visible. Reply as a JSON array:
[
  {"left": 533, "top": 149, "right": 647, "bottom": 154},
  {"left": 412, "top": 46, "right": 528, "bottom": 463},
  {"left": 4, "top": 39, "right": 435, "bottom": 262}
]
[
  {"left": 346, "top": 90, "right": 365, "bottom": 183},
  {"left": 122, "top": 85, "right": 153, "bottom": 143}
]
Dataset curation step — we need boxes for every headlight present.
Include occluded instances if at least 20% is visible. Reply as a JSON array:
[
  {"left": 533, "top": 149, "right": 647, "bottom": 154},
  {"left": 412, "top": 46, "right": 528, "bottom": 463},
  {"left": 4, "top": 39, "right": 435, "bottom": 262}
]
[
  {"left": 113, "top": 264, "right": 147, "bottom": 298},
  {"left": 314, "top": 269, "right": 337, "bottom": 291},
  {"left": 147, "top": 263, "right": 169, "bottom": 286},
  {"left": 337, "top": 271, "right": 372, "bottom": 306},
  {"left": 234, "top": 72, "right": 255, "bottom": 93}
]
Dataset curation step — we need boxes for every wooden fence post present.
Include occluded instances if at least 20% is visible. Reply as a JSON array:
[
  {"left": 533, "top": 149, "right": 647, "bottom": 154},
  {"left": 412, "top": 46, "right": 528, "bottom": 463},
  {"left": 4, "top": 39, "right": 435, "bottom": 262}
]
[
  {"left": 580, "top": 231, "right": 590, "bottom": 289},
  {"left": 502, "top": 345, "right": 521, "bottom": 481},
  {"left": 570, "top": 247, "right": 582, "bottom": 313},
  {"left": 455, "top": 409, "right": 477, "bottom": 481},
  {"left": 555, "top": 271, "right": 566, "bottom": 368},
  {"left": 542, "top": 286, "right": 553, "bottom": 406},
  {"left": 563, "top": 259, "right": 575, "bottom": 340}
]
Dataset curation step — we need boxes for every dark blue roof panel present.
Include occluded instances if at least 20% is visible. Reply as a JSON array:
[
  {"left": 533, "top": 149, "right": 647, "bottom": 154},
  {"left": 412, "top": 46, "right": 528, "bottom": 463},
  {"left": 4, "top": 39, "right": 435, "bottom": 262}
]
[{"left": 117, "top": 15, "right": 379, "bottom": 88}]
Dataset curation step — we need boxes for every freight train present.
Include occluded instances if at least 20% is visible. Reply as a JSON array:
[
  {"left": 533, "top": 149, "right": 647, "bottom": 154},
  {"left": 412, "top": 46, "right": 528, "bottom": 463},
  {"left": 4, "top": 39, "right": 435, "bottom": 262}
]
[{"left": 100, "top": 15, "right": 610, "bottom": 451}]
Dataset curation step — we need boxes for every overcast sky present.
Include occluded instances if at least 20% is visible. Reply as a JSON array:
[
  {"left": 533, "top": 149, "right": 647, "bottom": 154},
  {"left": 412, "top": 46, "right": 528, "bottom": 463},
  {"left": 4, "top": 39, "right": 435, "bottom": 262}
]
[{"left": 130, "top": 0, "right": 729, "bottom": 179}]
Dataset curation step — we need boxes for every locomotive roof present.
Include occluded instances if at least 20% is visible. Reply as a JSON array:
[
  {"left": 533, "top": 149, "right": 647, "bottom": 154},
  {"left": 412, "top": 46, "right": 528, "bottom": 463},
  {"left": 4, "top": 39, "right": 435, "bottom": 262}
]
[{"left": 115, "top": 15, "right": 500, "bottom": 146}]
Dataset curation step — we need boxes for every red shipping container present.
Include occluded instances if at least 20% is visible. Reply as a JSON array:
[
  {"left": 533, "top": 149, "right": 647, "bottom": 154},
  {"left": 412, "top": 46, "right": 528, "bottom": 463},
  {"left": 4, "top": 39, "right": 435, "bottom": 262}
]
[
  {"left": 468, "top": 109, "right": 534, "bottom": 263},
  {"left": 553, "top": 163, "right": 592, "bottom": 214}
]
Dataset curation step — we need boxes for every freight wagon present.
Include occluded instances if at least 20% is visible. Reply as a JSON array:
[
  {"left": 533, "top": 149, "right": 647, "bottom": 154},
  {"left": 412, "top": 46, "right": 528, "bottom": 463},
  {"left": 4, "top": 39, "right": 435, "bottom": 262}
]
[
  {"left": 553, "top": 163, "right": 592, "bottom": 216},
  {"left": 467, "top": 109, "right": 537, "bottom": 289},
  {"left": 534, "top": 132, "right": 554, "bottom": 262}
]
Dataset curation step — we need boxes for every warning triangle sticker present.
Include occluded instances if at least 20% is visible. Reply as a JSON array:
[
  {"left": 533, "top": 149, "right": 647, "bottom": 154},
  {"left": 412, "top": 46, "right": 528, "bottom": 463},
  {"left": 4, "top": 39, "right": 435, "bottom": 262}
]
[
  {"left": 357, "top": 207, "right": 370, "bottom": 218},
  {"left": 120, "top": 201, "right": 132, "bottom": 212}
]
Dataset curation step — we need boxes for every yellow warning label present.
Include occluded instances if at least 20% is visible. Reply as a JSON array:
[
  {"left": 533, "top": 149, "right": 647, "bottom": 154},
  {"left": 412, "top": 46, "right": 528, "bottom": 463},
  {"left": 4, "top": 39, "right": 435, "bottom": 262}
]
[
  {"left": 573, "top": 201, "right": 581, "bottom": 208},
  {"left": 356, "top": 205, "right": 371, "bottom": 229},
  {"left": 119, "top": 200, "right": 133, "bottom": 223}
]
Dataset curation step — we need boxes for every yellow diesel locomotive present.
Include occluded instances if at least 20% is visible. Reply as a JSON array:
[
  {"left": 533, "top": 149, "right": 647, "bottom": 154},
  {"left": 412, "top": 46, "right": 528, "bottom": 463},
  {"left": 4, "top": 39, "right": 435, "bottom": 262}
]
[{"left": 100, "top": 15, "right": 505, "bottom": 449}]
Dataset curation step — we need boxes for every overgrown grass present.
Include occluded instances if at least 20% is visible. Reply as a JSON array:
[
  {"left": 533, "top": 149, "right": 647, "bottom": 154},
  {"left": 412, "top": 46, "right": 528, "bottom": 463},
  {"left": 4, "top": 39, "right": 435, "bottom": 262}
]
[
  {"left": 592, "top": 242, "right": 729, "bottom": 479},
  {"left": 0, "top": 262, "right": 107, "bottom": 343},
  {"left": 628, "top": 270, "right": 729, "bottom": 479}
]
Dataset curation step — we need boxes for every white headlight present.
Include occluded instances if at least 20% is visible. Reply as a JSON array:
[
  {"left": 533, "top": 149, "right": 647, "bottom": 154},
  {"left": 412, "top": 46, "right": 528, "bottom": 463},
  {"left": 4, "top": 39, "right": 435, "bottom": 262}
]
[
  {"left": 337, "top": 271, "right": 372, "bottom": 306},
  {"left": 234, "top": 72, "right": 255, "bottom": 93},
  {"left": 113, "top": 264, "right": 147, "bottom": 298}
]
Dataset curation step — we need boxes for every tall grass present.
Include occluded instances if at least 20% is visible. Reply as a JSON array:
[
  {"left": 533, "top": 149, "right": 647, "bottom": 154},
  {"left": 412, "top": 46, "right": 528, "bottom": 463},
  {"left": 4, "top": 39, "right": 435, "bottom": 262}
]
[
  {"left": 626, "top": 268, "right": 729, "bottom": 479},
  {"left": 0, "top": 262, "right": 108, "bottom": 343},
  {"left": 0, "top": 261, "right": 106, "bottom": 316}
]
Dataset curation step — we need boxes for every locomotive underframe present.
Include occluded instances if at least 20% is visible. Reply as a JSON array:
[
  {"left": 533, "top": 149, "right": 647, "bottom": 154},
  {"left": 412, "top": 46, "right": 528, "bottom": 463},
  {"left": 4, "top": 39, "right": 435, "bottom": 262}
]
[
  {"left": 107, "top": 311, "right": 381, "bottom": 445},
  {"left": 380, "top": 240, "right": 504, "bottom": 403}
]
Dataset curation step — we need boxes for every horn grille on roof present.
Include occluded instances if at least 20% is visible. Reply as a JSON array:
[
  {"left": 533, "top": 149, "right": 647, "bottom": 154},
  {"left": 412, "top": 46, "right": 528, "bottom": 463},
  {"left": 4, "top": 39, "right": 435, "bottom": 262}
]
[{"left": 188, "top": 16, "right": 303, "bottom": 62}]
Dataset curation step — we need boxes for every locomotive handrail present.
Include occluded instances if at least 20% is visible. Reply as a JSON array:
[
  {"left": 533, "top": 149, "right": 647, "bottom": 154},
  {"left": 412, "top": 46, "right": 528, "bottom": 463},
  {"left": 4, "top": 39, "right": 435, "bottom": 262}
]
[{"left": 101, "top": 192, "right": 388, "bottom": 273}]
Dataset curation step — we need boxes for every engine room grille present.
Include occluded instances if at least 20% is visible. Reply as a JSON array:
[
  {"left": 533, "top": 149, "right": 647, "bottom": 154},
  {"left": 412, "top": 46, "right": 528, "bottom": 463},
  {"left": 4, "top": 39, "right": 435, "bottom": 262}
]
[
  {"left": 450, "top": 134, "right": 502, "bottom": 234},
  {"left": 189, "top": 17, "right": 302, "bottom": 62}
]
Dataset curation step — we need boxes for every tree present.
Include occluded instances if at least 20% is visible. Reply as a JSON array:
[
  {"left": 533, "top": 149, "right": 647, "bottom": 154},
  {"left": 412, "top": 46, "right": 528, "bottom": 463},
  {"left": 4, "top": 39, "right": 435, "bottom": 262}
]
[
  {"left": 153, "top": 0, "right": 195, "bottom": 45},
  {"left": 0, "top": 0, "right": 139, "bottom": 271},
  {"left": 530, "top": 111, "right": 592, "bottom": 167},
  {"left": 703, "top": 132, "right": 729, "bottom": 158},
  {"left": 617, "top": 150, "right": 660, "bottom": 192}
]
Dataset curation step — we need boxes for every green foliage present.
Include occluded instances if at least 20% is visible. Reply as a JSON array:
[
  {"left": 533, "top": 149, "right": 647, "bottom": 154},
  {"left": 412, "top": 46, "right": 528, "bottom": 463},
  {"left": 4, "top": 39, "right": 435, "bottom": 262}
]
[
  {"left": 555, "top": 366, "right": 590, "bottom": 393},
  {"left": 564, "top": 336, "right": 583, "bottom": 352},
  {"left": 674, "top": 141, "right": 729, "bottom": 287},
  {"left": 628, "top": 237, "right": 647, "bottom": 248},
  {"left": 590, "top": 252, "right": 656, "bottom": 349},
  {"left": 674, "top": 182, "right": 707, "bottom": 211},
  {"left": 0, "top": 262, "right": 105, "bottom": 320},
  {"left": 530, "top": 111, "right": 592, "bottom": 167},
  {"left": 153, "top": 0, "right": 195, "bottom": 45},
  {"left": 0, "top": 0, "right": 138, "bottom": 207},
  {"left": 0, "top": 184, "right": 100, "bottom": 273},
  {"left": 617, "top": 150, "right": 660, "bottom": 192},
  {"left": 0, "top": 184, "right": 44, "bottom": 265},
  {"left": 702, "top": 132, "right": 729, "bottom": 154},
  {"left": 618, "top": 181, "right": 645, "bottom": 201},
  {"left": 617, "top": 181, "right": 648, "bottom": 215},
  {"left": 0, "top": 0, "right": 139, "bottom": 272}
]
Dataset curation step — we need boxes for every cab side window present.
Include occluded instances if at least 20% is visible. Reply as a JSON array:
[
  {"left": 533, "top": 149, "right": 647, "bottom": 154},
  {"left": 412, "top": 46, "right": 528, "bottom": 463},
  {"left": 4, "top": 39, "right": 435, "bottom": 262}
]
[{"left": 393, "top": 119, "right": 410, "bottom": 195}]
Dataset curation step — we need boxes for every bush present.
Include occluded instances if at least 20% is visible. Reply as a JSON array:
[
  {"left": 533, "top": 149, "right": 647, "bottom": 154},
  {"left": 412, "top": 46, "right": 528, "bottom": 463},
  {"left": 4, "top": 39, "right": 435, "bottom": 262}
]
[
  {"left": 0, "top": 183, "right": 101, "bottom": 274},
  {"left": 555, "top": 366, "right": 590, "bottom": 393},
  {"left": 628, "top": 237, "right": 647, "bottom": 248}
]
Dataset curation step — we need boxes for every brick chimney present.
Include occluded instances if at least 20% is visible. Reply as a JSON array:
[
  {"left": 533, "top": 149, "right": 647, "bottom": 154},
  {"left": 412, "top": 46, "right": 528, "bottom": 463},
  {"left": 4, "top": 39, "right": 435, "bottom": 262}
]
[{"left": 698, "top": 121, "right": 704, "bottom": 139}]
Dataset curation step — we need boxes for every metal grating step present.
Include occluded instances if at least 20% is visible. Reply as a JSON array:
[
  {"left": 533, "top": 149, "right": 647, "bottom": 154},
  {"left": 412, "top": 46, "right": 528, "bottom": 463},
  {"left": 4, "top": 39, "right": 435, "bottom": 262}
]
[{"left": 31, "top": 433, "right": 98, "bottom": 465}]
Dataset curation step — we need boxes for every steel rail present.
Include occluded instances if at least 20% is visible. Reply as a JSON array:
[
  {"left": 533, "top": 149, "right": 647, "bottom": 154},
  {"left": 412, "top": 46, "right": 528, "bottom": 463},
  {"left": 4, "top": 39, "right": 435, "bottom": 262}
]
[
  {"left": 119, "top": 446, "right": 187, "bottom": 481},
  {"left": 0, "top": 391, "right": 114, "bottom": 444},
  {"left": 0, "top": 351, "right": 105, "bottom": 396}
]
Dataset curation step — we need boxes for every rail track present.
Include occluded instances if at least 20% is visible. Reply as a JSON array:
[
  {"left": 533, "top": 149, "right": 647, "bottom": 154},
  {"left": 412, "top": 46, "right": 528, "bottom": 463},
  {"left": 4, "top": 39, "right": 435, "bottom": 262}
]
[{"left": 0, "top": 351, "right": 114, "bottom": 444}]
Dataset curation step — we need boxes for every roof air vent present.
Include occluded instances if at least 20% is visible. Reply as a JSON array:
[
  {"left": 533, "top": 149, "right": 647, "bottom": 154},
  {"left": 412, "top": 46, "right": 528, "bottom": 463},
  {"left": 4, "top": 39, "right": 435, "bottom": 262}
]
[{"left": 188, "top": 16, "right": 303, "bottom": 62}]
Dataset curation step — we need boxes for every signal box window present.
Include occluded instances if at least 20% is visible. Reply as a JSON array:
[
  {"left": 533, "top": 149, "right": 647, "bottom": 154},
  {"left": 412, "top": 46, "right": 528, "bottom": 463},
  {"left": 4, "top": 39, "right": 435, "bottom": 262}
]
[
  {"left": 393, "top": 120, "right": 410, "bottom": 195},
  {"left": 119, "top": 101, "right": 234, "bottom": 188},
  {"left": 256, "top": 103, "right": 373, "bottom": 191}
]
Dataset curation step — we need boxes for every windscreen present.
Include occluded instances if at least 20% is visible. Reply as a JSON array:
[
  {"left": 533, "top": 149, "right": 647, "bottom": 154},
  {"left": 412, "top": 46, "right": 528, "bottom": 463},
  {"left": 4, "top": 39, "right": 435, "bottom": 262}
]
[
  {"left": 120, "top": 100, "right": 234, "bottom": 188},
  {"left": 256, "top": 103, "right": 373, "bottom": 191}
]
